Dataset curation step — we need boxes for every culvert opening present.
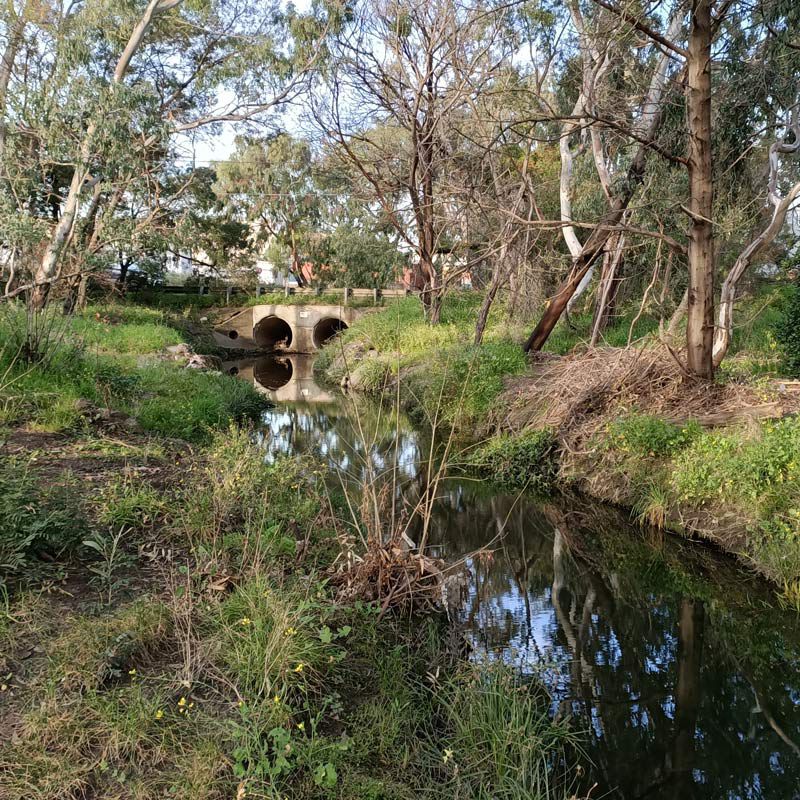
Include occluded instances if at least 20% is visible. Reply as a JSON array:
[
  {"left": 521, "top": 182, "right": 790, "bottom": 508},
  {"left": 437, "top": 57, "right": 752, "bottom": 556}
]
[
  {"left": 254, "top": 315, "right": 293, "bottom": 350},
  {"left": 254, "top": 357, "right": 293, "bottom": 390},
  {"left": 228, "top": 330, "right": 239, "bottom": 340},
  {"left": 313, "top": 317, "right": 348, "bottom": 348}
]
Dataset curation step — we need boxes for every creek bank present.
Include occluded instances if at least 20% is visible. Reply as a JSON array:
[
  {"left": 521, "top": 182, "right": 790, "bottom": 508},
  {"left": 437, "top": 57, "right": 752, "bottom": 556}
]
[
  {"left": 322, "top": 340, "right": 800, "bottom": 587},
  {"left": 1, "top": 302, "right": 579, "bottom": 799}
]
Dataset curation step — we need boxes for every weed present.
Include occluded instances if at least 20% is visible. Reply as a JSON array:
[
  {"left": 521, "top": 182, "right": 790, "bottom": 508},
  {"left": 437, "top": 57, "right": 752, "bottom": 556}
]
[
  {"left": 606, "top": 414, "right": 700, "bottom": 458},
  {"left": 212, "top": 576, "right": 336, "bottom": 698},
  {"left": 96, "top": 474, "right": 167, "bottom": 531},
  {"left": 0, "top": 459, "right": 88, "bottom": 578},
  {"left": 468, "top": 429, "right": 557, "bottom": 491},
  {"left": 83, "top": 529, "right": 137, "bottom": 605}
]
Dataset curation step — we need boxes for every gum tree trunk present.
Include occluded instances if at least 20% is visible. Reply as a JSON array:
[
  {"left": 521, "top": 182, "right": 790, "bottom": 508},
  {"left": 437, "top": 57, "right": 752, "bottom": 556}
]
[
  {"left": 685, "top": 0, "right": 714, "bottom": 378},
  {"left": 30, "top": 0, "right": 184, "bottom": 310}
]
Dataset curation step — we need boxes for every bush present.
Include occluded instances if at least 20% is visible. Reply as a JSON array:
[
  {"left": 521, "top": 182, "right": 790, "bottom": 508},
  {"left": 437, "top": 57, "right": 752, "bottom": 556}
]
[
  {"left": 776, "top": 284, "right": 800, "bottom": 377},
  {"left": 606, "top": 414, "right": 700, "bottom": 457},
  {"left": 0, "top": 459, "right": 88, "bottom": 577},
  {"left": 468, "top": 429, "right": 556, "bottom": 491}
]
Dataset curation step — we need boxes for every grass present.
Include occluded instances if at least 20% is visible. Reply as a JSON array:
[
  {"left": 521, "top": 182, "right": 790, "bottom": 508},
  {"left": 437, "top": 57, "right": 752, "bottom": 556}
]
[
  {"left": 0, "top": 302, "right": 266, "bottom": 441},
  {"left": 320, "top": 293, "right": 528, "bottom": 428},
  {"left": 597, "top": 412, "right": 800, "bottom": 583},
  {"left": 0, "top": 413, "right": 578, "bottom": 800}
]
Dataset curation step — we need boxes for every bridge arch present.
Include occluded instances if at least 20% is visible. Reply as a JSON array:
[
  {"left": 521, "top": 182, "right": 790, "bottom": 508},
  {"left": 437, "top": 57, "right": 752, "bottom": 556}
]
[
  {"left": 313, "top": 316, "right": 348, "bottom": 348},
  {"left": 254, "top": 315, "right": 293, "bottom": 350}
]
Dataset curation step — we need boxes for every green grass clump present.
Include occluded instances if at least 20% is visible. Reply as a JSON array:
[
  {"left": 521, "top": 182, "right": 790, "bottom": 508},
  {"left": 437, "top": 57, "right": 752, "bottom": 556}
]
[
  {"left": 468, "top": 428, "right": 556, "bottom": 491},
  {"left": 0, "top": 458, "right": 88, "bottom": 577},
  {"left": 438, "top": 663, "right": 579, "bottom": 800},
  {"left": 134, "top": 364, "right": 266, "bottom": 442},
  {"left": 211, "top": 576, "right": 340, "bottom": 698},
  {"left": 606, "top": 414, "right": 701, "bottom": 457},
  {"left": 95, "top": 474, "right": 167, "bottom": 531}
]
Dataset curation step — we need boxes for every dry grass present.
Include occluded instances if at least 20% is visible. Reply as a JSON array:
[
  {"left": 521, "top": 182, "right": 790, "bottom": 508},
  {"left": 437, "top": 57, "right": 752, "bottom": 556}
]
[{"left": 491, "top": 344, "right": 793, "bottom": 448}]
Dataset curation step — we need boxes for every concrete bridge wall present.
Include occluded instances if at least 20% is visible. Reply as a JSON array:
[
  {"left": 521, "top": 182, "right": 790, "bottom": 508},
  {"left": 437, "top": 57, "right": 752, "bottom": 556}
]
[{"left": 213, "top": 303, "right": 364, "bottom": 353}]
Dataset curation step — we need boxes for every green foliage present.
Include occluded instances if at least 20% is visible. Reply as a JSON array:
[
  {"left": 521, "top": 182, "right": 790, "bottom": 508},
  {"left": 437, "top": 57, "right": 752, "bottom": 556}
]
[
  {"left": 0, "top": 459, "right": 88, "bottom": 577},
  {"left": 468, "top": 429, "right": 556, "bottom": 491},
  {"left": 0, "top": 303, "right": 262, "bottom": 439},
  {"left": 673, "top": 417, "right": 800, "bottom": 506},
  {"left": 606, "top": 414, "right": 701, "bottom": 457},
  {"left": 776, "top": 284, "right": 800, "bottom": 377},
  {"left": 95, "top": 476, "right": 166, "bottom": 531},
  {"left": 134, "top": 365, "right": 266, "bottom": 442},
  {"left": 328, "top": 294, "right": 527, "bottom": 427},
  {"left": 323, "top": 224, "right": 407, "bottom": 288},
  {"left": 438, "top": 663, "right": 579, "bottom": 800},
  {"left": 212, "top": 576, "right": 338, "bottom": 698}
]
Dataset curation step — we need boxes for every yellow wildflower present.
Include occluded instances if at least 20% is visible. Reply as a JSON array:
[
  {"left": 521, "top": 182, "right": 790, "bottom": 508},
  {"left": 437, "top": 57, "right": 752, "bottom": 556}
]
[
  {"left": 296, "top": 722, "right": 304, "bottom": 731},
  {"left": 293, "top": 663, "right": 304, "bottom": 673},
  {"left": 155, "top": 709, "right": 164, "bottom": 720},
  {"left": 284, "top": 627, "right": 296, "bottom": 636},
  {"left": 273, "top": 695, "right": 280, "bottom": 704},
  {"left": 177, "top": 697, "right": 187, "bottom": 707},
  {"left": 239, "top": 617, "right": 252, "bottom": 626}
]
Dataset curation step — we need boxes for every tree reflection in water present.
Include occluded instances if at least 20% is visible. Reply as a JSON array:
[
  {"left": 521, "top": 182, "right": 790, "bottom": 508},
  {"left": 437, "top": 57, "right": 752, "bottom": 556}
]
[{"left": 240, "top": 360, "right": 800, "bottom": 800}]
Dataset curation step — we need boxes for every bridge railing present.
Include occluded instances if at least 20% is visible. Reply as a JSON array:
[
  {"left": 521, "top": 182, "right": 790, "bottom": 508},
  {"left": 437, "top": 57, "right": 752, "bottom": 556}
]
[{"left": 252, "top": 286, "right": 412, "bottom": 305}]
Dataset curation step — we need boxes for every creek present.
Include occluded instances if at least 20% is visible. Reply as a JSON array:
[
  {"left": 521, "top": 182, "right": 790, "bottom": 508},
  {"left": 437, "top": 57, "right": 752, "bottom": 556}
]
[{"left": 224, "top": 353, "right": 800, "bottom": 800}]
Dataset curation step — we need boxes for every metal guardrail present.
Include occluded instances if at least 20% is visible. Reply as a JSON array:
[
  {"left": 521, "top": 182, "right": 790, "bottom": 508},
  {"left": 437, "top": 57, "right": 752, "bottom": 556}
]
[{"left": 134, "top": 284, "right": 413, "bottom": 305}]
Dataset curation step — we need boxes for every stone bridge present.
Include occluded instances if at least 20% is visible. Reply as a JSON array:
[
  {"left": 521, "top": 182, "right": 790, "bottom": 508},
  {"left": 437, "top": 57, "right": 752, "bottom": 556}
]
[{"left": 213, "top": 303, "right": 365, "bottom": 353}]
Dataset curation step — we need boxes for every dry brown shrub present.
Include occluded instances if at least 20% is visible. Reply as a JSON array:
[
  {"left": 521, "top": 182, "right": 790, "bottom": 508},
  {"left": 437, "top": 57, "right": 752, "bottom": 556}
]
[{"left": 490, "top": 344, "right": 789, "bottom": 448}]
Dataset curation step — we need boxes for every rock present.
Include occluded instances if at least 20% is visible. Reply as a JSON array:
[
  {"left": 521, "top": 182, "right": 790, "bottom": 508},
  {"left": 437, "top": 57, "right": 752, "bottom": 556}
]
[
  {"left": 122, "top": 417, "right": 143, "bottom": 433},
  {"left": 165, "top": 343, "right": 193, "bottom": 357},
  {"left": 186, "top": 353, "right": 222, "bottom": 371},
  {"left": 74, "top": 398, "right": 94, "bottom": 413},
  {"left": 96, "top": 407, "right": 113, "bottom": 421},
  {"left": 199, "top": 316, "right": 209, "bottom": 323}
]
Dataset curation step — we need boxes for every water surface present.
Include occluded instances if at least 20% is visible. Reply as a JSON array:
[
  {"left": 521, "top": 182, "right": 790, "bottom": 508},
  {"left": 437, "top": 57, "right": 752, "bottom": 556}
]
[{"left": 227, "top": 354, "right": 800, "bottom": 800}]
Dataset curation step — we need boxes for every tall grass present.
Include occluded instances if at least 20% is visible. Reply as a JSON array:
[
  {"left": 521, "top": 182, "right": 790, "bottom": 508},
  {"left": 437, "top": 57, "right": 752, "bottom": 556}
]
[{"left": 0, "top": 303, "right": 265, "bottom": 439}]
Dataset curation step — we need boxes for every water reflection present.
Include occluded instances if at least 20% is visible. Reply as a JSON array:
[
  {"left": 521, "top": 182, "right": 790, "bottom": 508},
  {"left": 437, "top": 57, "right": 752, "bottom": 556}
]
[
  {"left": 223, "top": 354, "right": 335, "bottom": 403},
  {"left": 228, "top": 354, "right": 800, "bottom": 800}
]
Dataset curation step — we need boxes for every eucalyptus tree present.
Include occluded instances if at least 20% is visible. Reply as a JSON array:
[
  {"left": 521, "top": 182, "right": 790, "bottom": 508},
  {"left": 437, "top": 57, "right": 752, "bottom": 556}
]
[
  {"left": 520, "top": 0, "right": 800, "bottom": 378},
  {"left": 312, "top": 0, "right": 521, "bottom": 323},
  {"left": 214, "top": 133, "right": 320, "bottom": 286},
  {"left": 0, "top": 0, "right": 334, "bottom": 310}
]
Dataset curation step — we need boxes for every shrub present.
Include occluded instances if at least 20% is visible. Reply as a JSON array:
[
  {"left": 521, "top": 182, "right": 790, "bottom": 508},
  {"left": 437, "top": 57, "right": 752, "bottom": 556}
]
[
  {"left": 0, "top": 459, "right": 88, "bottom": 577},
  {"left": 776, "top": 284, "right": 800, "bottom": 377},
  {"left": 468, "top": 429, "right": 556, "bottom": 491},
  {"left": 606, "top": 413, "right": 700, "bottom": 457}
]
